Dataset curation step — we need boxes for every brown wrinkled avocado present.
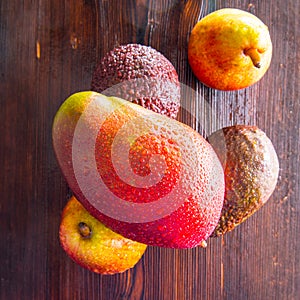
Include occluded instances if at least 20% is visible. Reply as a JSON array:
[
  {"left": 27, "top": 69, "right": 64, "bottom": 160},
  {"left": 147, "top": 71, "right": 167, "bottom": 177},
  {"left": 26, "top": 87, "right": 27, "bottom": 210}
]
[
  {"left": 91, "top": 44, "right": 180, "bottom": 119},
  {"left": 208, "top": 125, "right": 279, "bottom": 236}
]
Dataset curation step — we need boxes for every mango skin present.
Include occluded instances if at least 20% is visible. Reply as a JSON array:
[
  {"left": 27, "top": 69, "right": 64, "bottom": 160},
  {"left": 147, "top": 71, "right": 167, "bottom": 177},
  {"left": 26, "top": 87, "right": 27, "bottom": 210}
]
[
  {"left": 52, "top": 91, "right": 225, "bottom": 248},
  {"left": 188, "top": 8, "right": 272, "bottom": 90}
]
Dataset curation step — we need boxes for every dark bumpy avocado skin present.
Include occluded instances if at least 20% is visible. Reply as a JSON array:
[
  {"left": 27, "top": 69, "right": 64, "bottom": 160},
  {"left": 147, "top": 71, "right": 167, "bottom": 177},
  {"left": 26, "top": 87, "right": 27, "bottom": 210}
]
[
  {"left": 208, "top": 125, "right": 279, "bottom": 237},
  {"left": 91, "top": 44, "right": 180, "bottom": 119}
]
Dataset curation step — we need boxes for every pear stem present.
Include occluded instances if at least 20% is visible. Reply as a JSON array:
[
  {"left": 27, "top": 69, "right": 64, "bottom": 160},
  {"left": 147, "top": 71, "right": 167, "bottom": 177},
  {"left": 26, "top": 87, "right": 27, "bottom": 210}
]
[
  {"left": 244, "top": 48, "right": 262, "bottom": 68},
  {"left": 78, "top": 222, "right": 92, "bottom": 239}
]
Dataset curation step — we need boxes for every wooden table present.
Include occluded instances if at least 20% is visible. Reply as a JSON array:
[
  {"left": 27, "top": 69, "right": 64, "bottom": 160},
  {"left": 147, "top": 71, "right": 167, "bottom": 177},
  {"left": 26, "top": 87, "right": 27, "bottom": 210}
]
[{"left": 1, "top": 0, "right": 299, "bottom": 299}]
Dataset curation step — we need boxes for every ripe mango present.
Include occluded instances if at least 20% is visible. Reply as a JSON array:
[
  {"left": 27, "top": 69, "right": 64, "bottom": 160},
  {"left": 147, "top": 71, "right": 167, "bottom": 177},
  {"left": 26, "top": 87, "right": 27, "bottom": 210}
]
[{"left": 52, "top": 91, "right": 225, "bottom": 248}]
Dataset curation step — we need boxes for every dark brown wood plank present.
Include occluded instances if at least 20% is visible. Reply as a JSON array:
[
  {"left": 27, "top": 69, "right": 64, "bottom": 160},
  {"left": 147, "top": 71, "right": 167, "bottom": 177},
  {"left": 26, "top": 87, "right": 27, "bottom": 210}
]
[{"left": 0, "top": 0, "right": 299, "bottom": 299}]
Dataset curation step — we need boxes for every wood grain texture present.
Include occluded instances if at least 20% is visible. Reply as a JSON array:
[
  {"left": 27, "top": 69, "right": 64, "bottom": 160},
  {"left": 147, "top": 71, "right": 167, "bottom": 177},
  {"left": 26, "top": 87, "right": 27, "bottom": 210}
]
[{"left": 0, "top": 0, "right": 299, "bottom": 299}]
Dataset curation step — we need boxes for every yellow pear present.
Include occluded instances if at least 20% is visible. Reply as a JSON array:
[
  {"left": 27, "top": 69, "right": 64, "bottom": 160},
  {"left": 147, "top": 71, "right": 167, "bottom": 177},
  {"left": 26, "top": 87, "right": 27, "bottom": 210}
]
[{"left": 188, "top": 8, "right": 272, "bottom": 90}]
